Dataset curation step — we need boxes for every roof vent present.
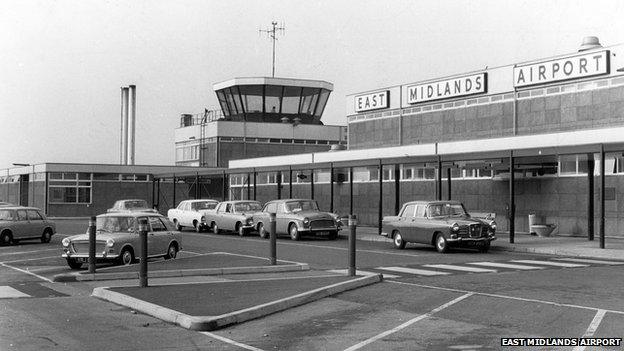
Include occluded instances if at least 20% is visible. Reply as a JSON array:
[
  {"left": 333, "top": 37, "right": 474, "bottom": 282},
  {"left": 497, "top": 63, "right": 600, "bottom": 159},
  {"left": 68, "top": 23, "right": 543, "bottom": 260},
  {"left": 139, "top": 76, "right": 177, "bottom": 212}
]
[
  {"left": 329, "top": 144, "right": 346, "bottom": 152},
  {"left": 281, "top": 117, "right": 290, "bottom": 123},
  {"left": 578, "top": 36, "right": 602, "bottom": 52}
]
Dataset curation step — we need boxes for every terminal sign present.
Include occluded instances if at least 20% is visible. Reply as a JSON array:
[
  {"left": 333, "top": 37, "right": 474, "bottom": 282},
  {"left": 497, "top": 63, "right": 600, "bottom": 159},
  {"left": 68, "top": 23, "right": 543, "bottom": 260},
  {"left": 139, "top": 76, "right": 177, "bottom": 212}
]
[
  {"left": 514, "top": 50, "right": 610, "bottom": 88},
  {"left": 407, "top": 73, "right": 487, "bottom": 104},
  {"left": 355, "top": 90, "right": 390, "bottom": 112}
]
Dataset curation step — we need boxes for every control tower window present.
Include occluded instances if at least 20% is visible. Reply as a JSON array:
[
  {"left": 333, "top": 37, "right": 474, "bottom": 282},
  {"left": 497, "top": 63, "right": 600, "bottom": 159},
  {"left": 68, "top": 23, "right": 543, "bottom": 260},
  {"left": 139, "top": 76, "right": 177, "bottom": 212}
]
[
  {"left": 282, "top": 86, "right": 302, "bottom": 114},
  {"left": 264, "top": 85, "right": 282, "bottom": 114}
]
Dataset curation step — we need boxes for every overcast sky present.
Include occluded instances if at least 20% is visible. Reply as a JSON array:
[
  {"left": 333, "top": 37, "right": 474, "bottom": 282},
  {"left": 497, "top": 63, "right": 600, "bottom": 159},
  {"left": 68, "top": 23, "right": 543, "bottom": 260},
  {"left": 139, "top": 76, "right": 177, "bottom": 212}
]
[{"left": 2, "top": 0, "right": 624, "bottom": 170}]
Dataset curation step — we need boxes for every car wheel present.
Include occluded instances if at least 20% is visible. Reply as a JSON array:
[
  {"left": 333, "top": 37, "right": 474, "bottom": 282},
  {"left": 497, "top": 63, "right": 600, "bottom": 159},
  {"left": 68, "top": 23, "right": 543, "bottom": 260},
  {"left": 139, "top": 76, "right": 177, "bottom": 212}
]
[
  {"left": 289, "top": 224, "right": 300, "bottom": 241},
  {"left": 0, "top": 231, "right": 12, "bottom": 246},
  {"left": 66, "top": 258, "right": 83, "bottom": 270},
  {"left": 393, "top": 231, "right": 406, "bottom": 249},
  {"left": 258, "top": 223, "right": 268, "bottom": 239},
  {"left": 328, "top": 230, "right": 338, "bottom": 240},
  {"left": 435, "top": 233, "right": 449, "bottom": 253},
  {"left": 164, "top": 243, "right": 178, "bottom": 260},
  {"left": 212, "top": 222, "right": 220, "bottom": 234},
  {"left": 479, "top": 242, "right": 490, "bottom": 253},
  {"left": 194, "top": 221, "right": 202, "bottom": 233},
  {"left": 173, "top": 219, "right": 182, "bottom": 231},
  {"left": 41, "top": 229, "right": 52, "bottom": 243},
  {"left": 237, "top": 223, "right": 246, "bottom": 237},
  {"left": 119, "top": 248, "right": 135, "bottom": 265}
]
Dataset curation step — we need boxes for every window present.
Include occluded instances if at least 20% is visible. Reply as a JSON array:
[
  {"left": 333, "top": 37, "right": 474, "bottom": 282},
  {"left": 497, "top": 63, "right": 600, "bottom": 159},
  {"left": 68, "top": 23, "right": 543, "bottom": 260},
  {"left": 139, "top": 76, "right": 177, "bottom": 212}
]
[
  {"left": 49, "top": 172, "right": 91, "bottom": 204},
  {"left": 263, "top": 202, "right": 277, "bottom": 213},
  {"left": 27, "top": 210, "right": 43, "bottom": 221},
  {"left": 149, "top": 217, "right": 166, "bottom": 232},
  {"left": 17, "top": 210, "right": 27, "bottom": 221},
  {"left": 401, "top": 204, "right": 416, "bottom": 218},
  {"left": 415, "top": 205, "right": 426, "bottom": 218}
]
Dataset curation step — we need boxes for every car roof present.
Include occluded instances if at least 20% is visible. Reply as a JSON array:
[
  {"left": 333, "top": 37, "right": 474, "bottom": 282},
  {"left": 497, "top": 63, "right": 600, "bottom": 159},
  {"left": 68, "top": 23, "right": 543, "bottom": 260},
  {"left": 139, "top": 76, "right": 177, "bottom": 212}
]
[
  {"left": 186, "top": 199, "right": 218, "bottom": 203},
  {"left": 0, "top": 206, "right": 43, "bottom": 211},
  {"left": 268, "top": 198, "right": 314, "bottom": 203},
  {"left": 403, "top": 200, "right": 463, "bottom": 205},
  {"left": 98, "top": 212, "right": 163, "bottom": 218}
]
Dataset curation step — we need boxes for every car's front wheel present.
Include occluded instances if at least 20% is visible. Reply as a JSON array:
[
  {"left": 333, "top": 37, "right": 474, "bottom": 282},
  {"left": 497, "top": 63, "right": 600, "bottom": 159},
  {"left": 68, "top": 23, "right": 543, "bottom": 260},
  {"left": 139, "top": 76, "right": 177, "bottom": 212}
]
[
  {"left": 236, "top": 223, "right": 246, "bottom": 237},
  {"left": 393, "top": 231, "right": 406, "bottom": 249},
  {"left": 435, "top": 233, "right": 449, "bottom": 253},
  {"left": 165, "top": 243, "right": 178, "bottom": 259},
  {"left": 173, "top": 219, "right": 182, "bottom": 231},
  {"left": 212, "top": 222, "right": 220, "bottom": 234},
  {"left": 41, "top": 229, "right": 52, "bottom": 243},
  {"left": 258, "top": 223, "right": 268, "bottom": 239},
  {"left": 0, "top": 231, "right": 12, "bottom": 246},
  {"left": 66, "top": 258, "right": 83, "bottom": 270},
  {"left": 119, "top": 248, "right": 135, "bottom": 265},
  {"left": 194, "top": 221, "right": 202, "bottom": 233},
  {"left": 289, "top": 224, "right": 300, "bottom": 241}
]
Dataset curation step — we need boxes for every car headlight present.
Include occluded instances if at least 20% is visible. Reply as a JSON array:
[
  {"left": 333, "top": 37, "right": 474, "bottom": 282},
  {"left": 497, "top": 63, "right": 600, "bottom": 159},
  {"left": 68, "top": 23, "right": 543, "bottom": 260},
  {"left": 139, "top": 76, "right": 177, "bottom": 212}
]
[
  {"left": 490, "top": 221, "right": 497, "bottom": 230},
  {"left": 106, "top": 238, "right": 115, "bottom": 247},
  {"left": 62, "top": 238, "right": 70, "bottom": 247},
  {"left": 451, "top": 223, "right": 460, "bottom": 232},
  {"left": 201, "top": 216, "right": 206, "bottom": 222},
  {"left": 303, "top": 217, "right": 310, "bottom": 225},
  {"left": 246, "top": 217, "right": 253, "bottom": 225}
]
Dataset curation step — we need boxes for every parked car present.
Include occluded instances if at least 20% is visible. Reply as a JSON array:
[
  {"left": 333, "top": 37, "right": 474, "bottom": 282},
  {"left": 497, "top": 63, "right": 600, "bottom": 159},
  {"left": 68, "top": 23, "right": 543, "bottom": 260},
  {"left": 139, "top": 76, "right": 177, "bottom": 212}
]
[
  {"left": 107, "top": 199, "right": 158, "bottom": 213},
  {"left": 61, "top": 212, "right": 181, "bottom": 269},
  {"left": 381, "top": 200, "right": 496, "bottom": 253},
  {"left": 252, "top": 199, "right": 341, "bottom": 240},
  {"left": 206, "top": 200, "right": 263, "bottom": 236},
  {"left": 0, "top": 206, "right": 56, "bottom": 245},
  {"left": 0, "top": 202, "right": 14, "bottom": 207},
  {"left": 167, "top": 199, "right": 219, "bottom": 232}
]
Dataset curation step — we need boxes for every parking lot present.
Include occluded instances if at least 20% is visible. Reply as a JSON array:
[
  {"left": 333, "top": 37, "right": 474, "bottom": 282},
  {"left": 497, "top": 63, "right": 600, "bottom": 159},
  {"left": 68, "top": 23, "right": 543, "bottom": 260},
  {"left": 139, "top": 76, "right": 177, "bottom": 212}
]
[{"left": 1, "top": 221, "right": 623, "bottom": 350}]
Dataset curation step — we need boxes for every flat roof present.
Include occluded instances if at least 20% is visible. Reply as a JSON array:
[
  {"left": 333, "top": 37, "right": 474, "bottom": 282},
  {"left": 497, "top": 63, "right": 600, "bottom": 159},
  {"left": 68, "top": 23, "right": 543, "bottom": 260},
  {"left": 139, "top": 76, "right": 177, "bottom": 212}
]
[{"left": 213, "top": 77, "right": 334, "bottom": 91}]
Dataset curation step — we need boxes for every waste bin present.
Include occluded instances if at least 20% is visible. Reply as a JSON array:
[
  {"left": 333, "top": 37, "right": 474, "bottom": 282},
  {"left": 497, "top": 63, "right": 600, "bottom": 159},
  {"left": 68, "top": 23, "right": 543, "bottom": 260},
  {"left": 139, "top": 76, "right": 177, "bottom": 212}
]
[
  {"left": 528, "top": 213, "right": 556, "bottom": 237},
  {"left": 528, "top": 214, "right": 543, "bottom": 235}
]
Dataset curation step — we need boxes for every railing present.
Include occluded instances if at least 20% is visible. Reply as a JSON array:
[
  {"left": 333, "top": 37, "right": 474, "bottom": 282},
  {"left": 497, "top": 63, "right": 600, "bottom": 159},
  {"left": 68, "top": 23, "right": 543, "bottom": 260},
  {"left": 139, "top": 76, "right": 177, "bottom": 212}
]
[{"left": 180, "top": 110, "right": 225, "bottom": 127}]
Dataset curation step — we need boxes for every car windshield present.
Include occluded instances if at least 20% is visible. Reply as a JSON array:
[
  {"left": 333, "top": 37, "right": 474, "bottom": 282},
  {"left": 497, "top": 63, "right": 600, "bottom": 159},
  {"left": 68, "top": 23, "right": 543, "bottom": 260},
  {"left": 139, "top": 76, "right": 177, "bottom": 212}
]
[
  {"left": 192, "top": 201, "right": 217, "bottom": 210},
  {"left": 0, "top": 210, "right": 13, "bottom": 220},
  {"left": 97, "top": 216, "right": 136, "bottom": 233},
  {"left": 427, "top": 203, "right": 467, "bottom": 218},
  {"left": 234, "top": 202, "right": 262, "bottom": 212},
  {"left": 125, "top": 200, "right": 148, "bottom": 209},
  {"left": 285, "top": 201, "right": 319, "bottom": 213}
]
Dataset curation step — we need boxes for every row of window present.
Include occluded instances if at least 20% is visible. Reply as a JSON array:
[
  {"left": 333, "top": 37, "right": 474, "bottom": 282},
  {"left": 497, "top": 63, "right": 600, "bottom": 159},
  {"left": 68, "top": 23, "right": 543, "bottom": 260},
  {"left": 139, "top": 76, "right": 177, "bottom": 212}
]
[{"left": 227, "top": 155, "right": 624, "bottom": 186}]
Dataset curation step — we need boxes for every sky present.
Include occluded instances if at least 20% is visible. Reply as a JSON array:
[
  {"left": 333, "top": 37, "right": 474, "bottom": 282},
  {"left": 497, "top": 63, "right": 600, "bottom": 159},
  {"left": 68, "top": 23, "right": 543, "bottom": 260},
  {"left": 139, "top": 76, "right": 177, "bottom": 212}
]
[{"left": 2, "top": 0, "right": 624, "bottom": 170}]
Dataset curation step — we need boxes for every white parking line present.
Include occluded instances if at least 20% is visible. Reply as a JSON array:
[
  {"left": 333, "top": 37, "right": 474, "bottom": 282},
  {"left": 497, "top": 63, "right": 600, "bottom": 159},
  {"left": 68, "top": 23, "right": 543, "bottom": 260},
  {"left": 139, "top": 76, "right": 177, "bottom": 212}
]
[
  {"left": 377, "top": 266, "right": 450, "bottom": 276},
  {"left": 389, "top": 281, "right": 624, "bottom": 315},
  {"left": 0, "top": 286, "right": 31, "bottom": 299},
  {"left": 344, "top": 293, "right": 474, "bottom": 351},
  {"left": 510, "top": 260, "right": 589, "bottom": 268},
  {"left": 553, "top": 258, "right": 624, "bottom": 265},
  {"left": 424, "top": 264, "right": 497, "bottom": 273},
  {"left": 0, "top": 262, "right": 53, "bottom": 283},
  {"left": 573, "top": 309, "right": 607, "bottom": 351},
  {"left": 200, "top": 331, "right": 264, "bottom": 351},
  {"left": 326, "top": 269, "right": 401, "bottom": 279},
  {"left": 0, "top": 248, "right": 59, "bottom": 256},
  {"left": 468, "top": 262, "right": 543, "bottom": 270}
]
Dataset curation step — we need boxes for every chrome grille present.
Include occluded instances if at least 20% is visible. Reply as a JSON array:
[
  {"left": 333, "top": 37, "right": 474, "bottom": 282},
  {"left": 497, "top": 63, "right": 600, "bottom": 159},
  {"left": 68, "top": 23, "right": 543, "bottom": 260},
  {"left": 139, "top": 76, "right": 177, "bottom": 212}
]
[
  {"left": 470, "top": 224, "right": 483, "bottom": 238},
  {"left": 310, "top": 219, "right": 335, "bottom": 229},
  {"left": 71, "top": 241, "right": 106, "bottom": 254}
]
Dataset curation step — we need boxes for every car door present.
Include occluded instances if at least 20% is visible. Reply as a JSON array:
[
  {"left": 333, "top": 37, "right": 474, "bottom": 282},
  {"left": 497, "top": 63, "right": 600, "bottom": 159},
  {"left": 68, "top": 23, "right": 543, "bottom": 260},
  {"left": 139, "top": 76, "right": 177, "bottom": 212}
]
[
  {"left": 14, "top": 209, "right": 30, "bottom": 240},
  {"left": 412, "top": 204, "right": 430, "bottom": 243},
  {"left": 276, "top": 202, "right": 291, "bottom": 234},
  {"left": 397, "top": 204, "right": 417, "bottom": 241},
  {"left": 147, "top": 216, "right": 167, "bottom": 256},
  {"left": 27, "top": 210, "right": 46, "bottom": 238},
  {"left": 223, "top": 203, "right": 236, "bottom": 231}
]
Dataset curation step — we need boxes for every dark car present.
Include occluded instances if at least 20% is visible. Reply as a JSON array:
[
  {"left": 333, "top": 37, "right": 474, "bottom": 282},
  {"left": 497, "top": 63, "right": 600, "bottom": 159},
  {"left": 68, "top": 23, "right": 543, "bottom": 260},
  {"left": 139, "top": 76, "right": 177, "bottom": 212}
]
[
  {"left": 106, "top": 199, "right": 158, "bottom": 213},
  {"left": 252, "top": 199, "right": 341, "bottom": 240},
  {"left": 381, "top": 200, "right": 496, "bottom": 253},
  {"left": 0, "top": 206, "right": 56, "bottom": 245}
]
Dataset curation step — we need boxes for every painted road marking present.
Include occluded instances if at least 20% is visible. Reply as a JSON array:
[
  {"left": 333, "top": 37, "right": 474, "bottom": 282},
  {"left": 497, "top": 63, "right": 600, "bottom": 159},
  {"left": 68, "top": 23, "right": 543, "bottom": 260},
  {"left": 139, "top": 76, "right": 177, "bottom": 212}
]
[
  {"left": 467, "top": 262, "right": 544, "bottom": 270},
  {"left": 200, "top": 331, "right": 264, "bottom": 351},
  {"left": 2, "top": 255, "right": 60, "bottom": 264},
  {"left": 377, "top": 266, "right": 450, "bottom": 276},
  {"left": 0, "top": 286, "right": 30, "bottom": 299},
  {"left": 327, "top": 269, "right": 400, "bottom": 279},
  {"left": 0, "top": 263, "right": 54, "bottom": 283},
  {"left": 0, "top": 248, "right": 59, "bottom": 257},
  {"left": 553, "top": 258, "right": 624, "bottom": 265},
  {"left": 573, "top": 309, "right": 607, "bottom": 351},
  {"left": 510, "top": 260, "right": 589, "bottom": 268},
  {"left": 344, "top": 293, "right": 474, "bottom": 351},
  {"left": 423, "top": 264, "right": 497, "bottom": 273}
]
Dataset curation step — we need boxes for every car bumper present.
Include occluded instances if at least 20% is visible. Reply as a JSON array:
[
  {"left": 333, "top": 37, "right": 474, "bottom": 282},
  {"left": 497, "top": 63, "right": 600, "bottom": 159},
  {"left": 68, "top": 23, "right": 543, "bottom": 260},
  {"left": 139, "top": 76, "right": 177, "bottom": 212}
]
[
  {"left": 242, "top": 224, "right": 255, "bottom": 230},
  {"left": 62, "top": 253, "right": 117, "bottom": 261},
  {"left": 446, "top": 235, "right": 496, "bottom": 245},
  {"left": 298, "top": 228, "right": 340, "bottom": 234}
]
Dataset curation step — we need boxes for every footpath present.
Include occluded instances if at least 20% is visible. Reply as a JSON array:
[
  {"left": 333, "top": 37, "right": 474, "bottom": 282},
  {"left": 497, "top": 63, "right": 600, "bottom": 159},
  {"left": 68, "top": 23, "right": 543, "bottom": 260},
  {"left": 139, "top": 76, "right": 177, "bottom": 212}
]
[{"left": 57, "top": 227, "right": 623, "bottom": 332}]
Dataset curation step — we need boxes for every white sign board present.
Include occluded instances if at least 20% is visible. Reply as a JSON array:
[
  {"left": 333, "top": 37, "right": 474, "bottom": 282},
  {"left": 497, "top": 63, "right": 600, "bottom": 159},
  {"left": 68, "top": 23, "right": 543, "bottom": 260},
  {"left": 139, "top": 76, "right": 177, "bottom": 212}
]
[
  {"left": 514, "top": 50, "right": 610, "bottom": 88},
  {"left": 407, "top": 73, "right": 487, "bottom": 104},
  {"left": 355, "top": 90, "right": 390, "bottom": 112}
]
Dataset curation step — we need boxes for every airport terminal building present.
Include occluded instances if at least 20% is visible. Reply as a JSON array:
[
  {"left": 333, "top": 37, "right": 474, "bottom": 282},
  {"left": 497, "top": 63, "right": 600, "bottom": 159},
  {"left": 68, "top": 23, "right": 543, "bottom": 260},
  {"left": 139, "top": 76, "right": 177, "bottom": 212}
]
[{"left": 224, "top": 37, "right": 624, "bottom": 240}]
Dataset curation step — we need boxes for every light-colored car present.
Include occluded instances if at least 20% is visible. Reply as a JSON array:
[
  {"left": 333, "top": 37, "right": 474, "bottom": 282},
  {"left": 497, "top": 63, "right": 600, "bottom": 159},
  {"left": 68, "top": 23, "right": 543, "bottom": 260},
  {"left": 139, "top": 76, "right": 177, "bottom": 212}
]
[
  {"left": 106, "top": 199, "right": 158, "bottom": 213},
  {"left": 61, "top": 212, "right": 181, "bottom": 269},
  {"left": 207, "top": 200, "right": 263, "bottom": 236},
  {"left": 167, "top": 199, "right": 219, "bottom": 232},
  {"left": 381, "top": 200, "right": 496, "bottom": 253},
  {"left": 0, "top": 206, "right": 56, "bottom": 245},
  {"left": 252, "top": 199, "right": 341, "bottom": 240},
  {"left": 0, "top": 202, "right": 14, "bottom": 207}
]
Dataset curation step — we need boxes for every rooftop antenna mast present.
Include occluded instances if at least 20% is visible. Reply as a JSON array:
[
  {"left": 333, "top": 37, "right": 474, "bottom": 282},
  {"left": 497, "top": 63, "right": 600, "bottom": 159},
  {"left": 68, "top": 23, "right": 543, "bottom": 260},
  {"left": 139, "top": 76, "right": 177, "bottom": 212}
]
[{"left": 259, "top": 21, "right": 285, "bottom": 77}]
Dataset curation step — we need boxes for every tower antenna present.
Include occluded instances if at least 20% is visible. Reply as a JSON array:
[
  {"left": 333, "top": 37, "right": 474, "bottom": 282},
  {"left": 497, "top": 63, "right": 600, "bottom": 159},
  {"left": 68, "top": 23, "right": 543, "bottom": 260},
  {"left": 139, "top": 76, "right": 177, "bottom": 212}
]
[{"left": 259, "top": 21, "right": 285, "bottom": 77}]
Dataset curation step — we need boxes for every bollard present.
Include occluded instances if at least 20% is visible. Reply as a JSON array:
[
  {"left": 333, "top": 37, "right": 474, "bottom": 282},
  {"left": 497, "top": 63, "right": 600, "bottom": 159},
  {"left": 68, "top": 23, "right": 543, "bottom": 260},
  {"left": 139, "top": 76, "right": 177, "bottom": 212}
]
[
  {"left": 348, "top": 214, "right": 357, "bottom": 276},
  {"left": 269, "top": 212, "right": 277, "bottom": 265},
  {"left": 138, "top": 218, "right": 149, "bottom": 288},
  {"left": 88, "top": 216, "right": 96, "bottom": 274}
]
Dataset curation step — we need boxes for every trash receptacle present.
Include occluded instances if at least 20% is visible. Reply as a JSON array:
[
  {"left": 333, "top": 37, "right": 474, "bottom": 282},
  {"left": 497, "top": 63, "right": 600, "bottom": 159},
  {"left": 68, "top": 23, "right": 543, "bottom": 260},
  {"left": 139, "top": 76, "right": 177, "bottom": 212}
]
[{"left": 528, "top": 214, "right": 543, "bottom": 235}]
